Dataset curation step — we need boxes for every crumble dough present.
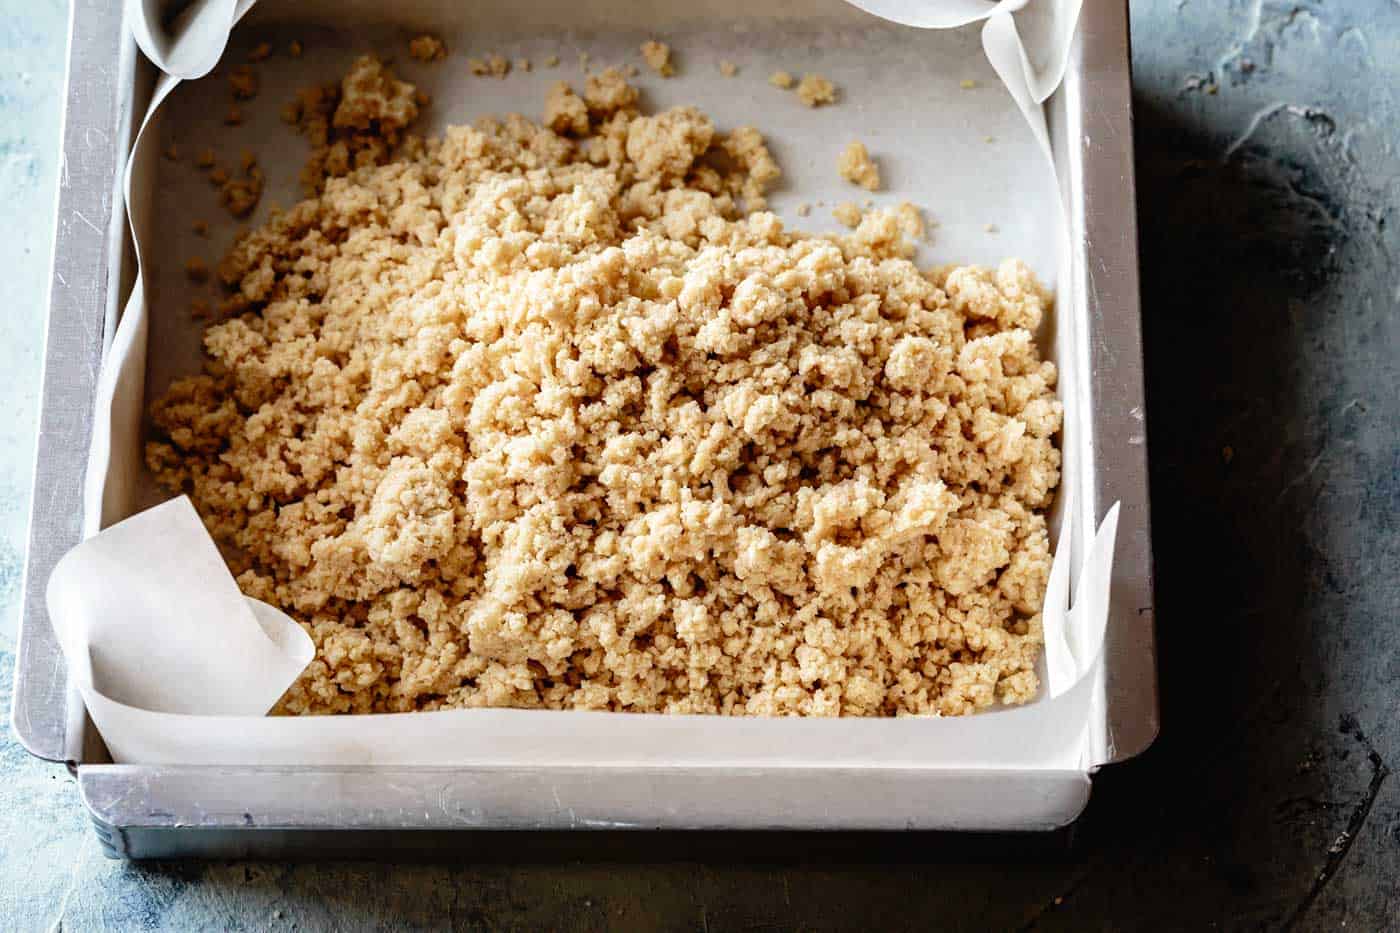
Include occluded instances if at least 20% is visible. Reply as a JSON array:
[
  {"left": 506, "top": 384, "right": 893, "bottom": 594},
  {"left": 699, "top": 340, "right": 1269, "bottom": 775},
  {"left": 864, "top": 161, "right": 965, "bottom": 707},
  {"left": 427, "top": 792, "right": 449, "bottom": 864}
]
[{"left": 148, "top": 56, "right": 1062, "bottom": 718}]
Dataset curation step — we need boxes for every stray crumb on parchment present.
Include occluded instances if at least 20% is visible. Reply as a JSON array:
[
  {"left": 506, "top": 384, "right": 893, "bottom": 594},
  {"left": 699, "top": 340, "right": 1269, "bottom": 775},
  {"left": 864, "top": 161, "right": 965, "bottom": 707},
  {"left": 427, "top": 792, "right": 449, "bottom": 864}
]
[
  {"left": 288, "top": 40, "right": 303, "bottom": 58},
  {"left": 408, "top": 35, "right": 448, "bottom": 63},
  {"left": 797, "top": 73, "right": 837, "bottom": 107},
  {"left": 837, "top": 140, "right": 880, "bottom": 191},
  {"left": 164, "top": 144, "right": 179, "bottom": 161},
  {"left": 183, "top": 257, "right": 209, "bottom": 282},
  {"left": 516, "top": 58, "right": 532, "bottom": 72},
  {"left": 544, "top": 54, "right": 560, "bottom": 68},
  {"left": 719, "top": 60, "right": 738, "bottom": 78},
  {"left": 833, "top": 201, "right": 863, "bottom": 227},
  {"left": 230, "top": 65, "right": 259, "bottom": 100},
  {"left": 192, "top": 220, "right": 209, "bottom": 236},
  {"left": 641, "top": 40, "right": 675, "bottom": 77},
  {"left": 768, "top": 70, "right": 794, "bottom": 89},
  {"left": 150, "top": 56, "right": 1060, "bottom": 721},
  {"left": 224, "top": 105, "right": 243, "bottom": 126},
  {"left": 960, "top": 78, "right": 978, "bottom": 90},
  {"left": 796, "top": 202, "right": 811, "bottom": 217},
  {"left": 196, "top": 148, "right": 216, "bottom": 168},
  {"left": 248, "top": 42, "right": 272, "bottom": 63},
  {"left": 470, "top": 55, "right": 510, "bottom": 78}
]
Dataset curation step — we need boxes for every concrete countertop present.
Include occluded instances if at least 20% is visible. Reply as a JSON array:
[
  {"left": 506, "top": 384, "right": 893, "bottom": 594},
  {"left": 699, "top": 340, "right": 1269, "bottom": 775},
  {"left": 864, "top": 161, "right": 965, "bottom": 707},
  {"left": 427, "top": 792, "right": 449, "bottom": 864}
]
[{"left": 2, "top": 0, "right": 1397, "bottom": 927}]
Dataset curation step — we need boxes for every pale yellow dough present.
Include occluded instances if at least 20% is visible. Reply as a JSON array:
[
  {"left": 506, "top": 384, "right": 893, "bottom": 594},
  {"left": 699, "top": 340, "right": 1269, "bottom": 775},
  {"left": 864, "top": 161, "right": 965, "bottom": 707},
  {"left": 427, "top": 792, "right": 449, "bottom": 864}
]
[{"left": 149, "top": 56, "right": 1061, "bottom": 719}]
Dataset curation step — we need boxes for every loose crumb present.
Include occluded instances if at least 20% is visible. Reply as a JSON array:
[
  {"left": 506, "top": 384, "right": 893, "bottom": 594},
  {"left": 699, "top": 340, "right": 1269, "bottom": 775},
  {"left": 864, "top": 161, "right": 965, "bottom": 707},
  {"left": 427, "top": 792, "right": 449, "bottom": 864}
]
[
  {"left": 719, "top": 60, "right": 738, "bottom": 78},
  {"left": 544, "top": 54, "right": 560, "bottom": 68},
  {"left": 248, "top": 42, "right": 272, "bottom": 63},
  {"left": 984, "top": 135, "right": 996, "bottom": 144},
  {"left": 960, "top": 79, "right": 978, "bottom": 90},
  {"left": 150, "top": 57, "right": 1060, "bottom": 720},
  {"left": 239, "top": 149, "right": 257, "bottom": 173},
  {"left": 183, "top": 257, "right": 209, "bottom": 282},
  {"left": 415, "top": 89, "right": 431, "bottom": 107},
  {"left": 230, "top": 66, "right": 259, "bottom": 100},
  {"left": 470, "top": 55, "right": 510, "bottom": 78},
  {"left": 192, "top": 220, "right": 209, "bottom": 237},
  {"left": 896, "top": 202, "right": 925, "bottom": 241},
  {"left": 516, "top": 58, "right": 532, "bottom": 72},
  {"left": 624, "top": 64, "right": 640, "bottom": 78},
  {"left": 578, "top": 51, "right": 590, "bottom": 71},
  {"left": 837, "top": 140, "right": 881, "bottom": 191},
  {"left": 832, "top": 201, "right": 863, "bottom": 227},
  {"left": 768, "top": 70, "right": 794, "bottom": 89},
  {"left": 985, "top": 223, "right": 1000, "bottom": 234},
  {"left": 164, "top": 144, "right": 179, "bottom": 161},
  {"left": 640, "top": 40, "right": 675, "bottom": 77},
  {"left": 288, "top": 40, "right": 304, "bottom": 58},
  {"left": 796, "top": 203, "right": 811, "bottom": 217},
  {"left": 208, "top": 165, "right": 229, "bottom": 185},
  {"left": 190, "top": 298, "right": 211, "bottom": 319},
  {"left": 196, "top": 148, "right": 216, "bottom": 169},
  {"left": 286, "top": 55, "right": 421, "bottom": 195},
  {"left": 1222, "top": 445, "right": 1234, "bottom": 464},
  {"left": 224, "top": 105, "right": 243, "bottom": 126},
  {"left": 408, "top": 35, "right": 448, "bottom": 63},
  {"left": 796, "top": 73, "right": 837, "bottom": 107}
]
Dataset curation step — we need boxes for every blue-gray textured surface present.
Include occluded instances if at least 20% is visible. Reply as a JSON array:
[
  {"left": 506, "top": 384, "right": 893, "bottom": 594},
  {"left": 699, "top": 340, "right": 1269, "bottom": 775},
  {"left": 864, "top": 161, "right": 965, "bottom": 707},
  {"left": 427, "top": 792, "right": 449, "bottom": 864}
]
[{"left": 2, "top": 0, "right": 1398, "bottom": 929}]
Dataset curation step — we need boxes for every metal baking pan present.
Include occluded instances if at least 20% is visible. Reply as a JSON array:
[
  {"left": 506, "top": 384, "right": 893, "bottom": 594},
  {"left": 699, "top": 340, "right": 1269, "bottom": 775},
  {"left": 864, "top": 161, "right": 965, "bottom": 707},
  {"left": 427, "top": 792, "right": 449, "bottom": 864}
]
[{"left": 14, "top": 0, "right": 1155, "bottom": 857}]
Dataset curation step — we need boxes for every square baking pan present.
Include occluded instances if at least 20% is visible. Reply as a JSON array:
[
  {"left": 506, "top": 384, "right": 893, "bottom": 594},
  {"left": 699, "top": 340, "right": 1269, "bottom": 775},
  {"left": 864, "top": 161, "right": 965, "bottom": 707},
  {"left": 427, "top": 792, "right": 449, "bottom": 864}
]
[{"left": 14, "top": 0, "right": 1155, "bottom": 857}]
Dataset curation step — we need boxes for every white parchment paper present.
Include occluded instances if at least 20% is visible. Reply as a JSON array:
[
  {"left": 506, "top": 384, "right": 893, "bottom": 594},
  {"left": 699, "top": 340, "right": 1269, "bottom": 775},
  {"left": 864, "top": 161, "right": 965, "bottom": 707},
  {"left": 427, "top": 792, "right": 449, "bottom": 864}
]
[{"left": 58, "top": 0, "right": 1120, "bottom": 769}]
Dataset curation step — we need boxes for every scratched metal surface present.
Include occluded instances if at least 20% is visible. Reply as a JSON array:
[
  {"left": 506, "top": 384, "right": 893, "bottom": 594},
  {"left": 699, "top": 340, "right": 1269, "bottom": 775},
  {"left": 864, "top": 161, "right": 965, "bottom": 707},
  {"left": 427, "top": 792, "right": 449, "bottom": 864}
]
[{"left": 2, "top": 0, "right": 1398, "bottom": 928}]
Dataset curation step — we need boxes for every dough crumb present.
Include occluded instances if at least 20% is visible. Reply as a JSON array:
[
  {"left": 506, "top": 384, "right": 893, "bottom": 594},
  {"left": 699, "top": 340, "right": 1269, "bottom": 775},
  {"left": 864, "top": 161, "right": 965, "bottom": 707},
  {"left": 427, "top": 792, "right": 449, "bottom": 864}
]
[
  {"left": 190, "top": 298, "right": 211, "bottom": 319},
  {"left": 796, "top": 73, "right": 837, "bottom": 107},
  {"left": 220, "top": 159, "right": 264, "bottom": 218},
  {"left": 837, "top": 140, "right": 881, "bottom": 191},
  {"left": 985, "top": 223, "right": 1000, "bottom": 234},
  {"left": 543, "top": 81, "right": 589, "bottom": 136},
  {"left": 196, "top": 148, "right": 216, "bottom": 168},
  {"left": 164, "top": 144, "right": 179, "bottom": 161},
  {"left": 768, "top": 70, "right": 794, "bottom": 89},
  {"left": 796, "top": 202, "right": 811, "bottom": 217},
  {"left": 230, "top": 65, "right": 259, "bottom": 100},
  {"left": 183, "top": 257, "right": 209, "bottom": 282},
  {"left": 408, "top": 35, "right": 448, "bottom": 63},
  {"left": 833, "top": 201, "right": 863, "bottom": 227},
  {"left": 896, "top": 201, "right": 925, "bottom": 241},
  {"left": 960, "top": 79, "right": 978, "bottom": 90},
  {"left": 719, "top": 60, "right": 738, "bottom": 78},
  {"left": 470, "top": 54, "right": 510, "bottom": 78},
  {"left": 516, "top": 58, "right": 532, "bottom": 72},
  {"left": 224, "top": 105, "right": 244, "bottom": 125},
  {"left": 544, "top": 54, "right": 560, "bottom": 68},
  {"left": 640, "top": 40, "right": 675, "bottom": 77},
  {"left": 287, "top": 55, "right": 420, "bottom": 195},
  {"left": 288, "top": 40, "right": 304, "bottom": 58},
  {"left": 151, "top": 58, "right": 1060, "bottom": 720},
  {"left": 248, "top": 41, "right": 272, "bottom": 63},
  {"left": 192, "top": 220, "right": 209, "bottom": 236}
]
